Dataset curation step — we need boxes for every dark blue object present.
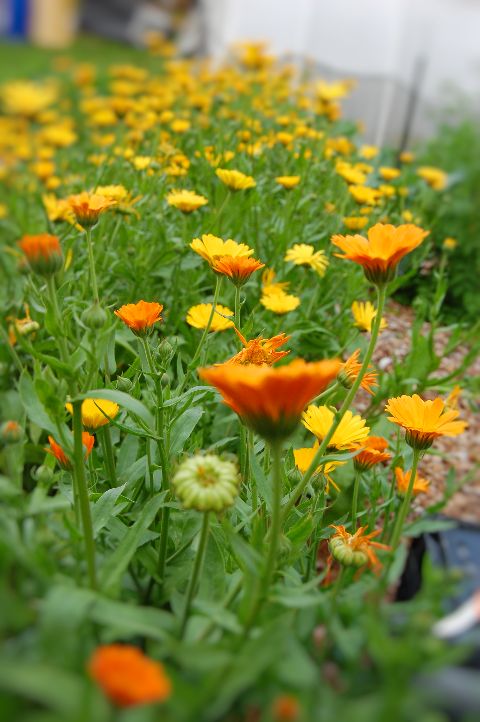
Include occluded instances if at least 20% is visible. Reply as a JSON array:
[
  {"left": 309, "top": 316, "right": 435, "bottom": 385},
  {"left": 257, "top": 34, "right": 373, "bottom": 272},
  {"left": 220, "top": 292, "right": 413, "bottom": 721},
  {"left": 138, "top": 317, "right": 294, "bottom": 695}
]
[{"left": 7, "top": 0, "right": 30, "bottom": 38}]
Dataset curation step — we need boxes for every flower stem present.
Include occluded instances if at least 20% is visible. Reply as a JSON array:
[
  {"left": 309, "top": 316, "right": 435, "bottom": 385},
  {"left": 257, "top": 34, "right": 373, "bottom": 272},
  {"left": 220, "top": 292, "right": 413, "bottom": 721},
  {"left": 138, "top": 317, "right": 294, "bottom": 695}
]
[
  {"left": 389, "top": 449, "right": 421, "bottom": 550},
  {"left": 72, "top": 400, "right": 97, "bottom": 589},
  {"left": 46, "top": 275, "right": 69, "bottom": 362},
  {"left": 351, "top": 469, "right": 362, "bottom": 527},
  {"left": 85, "top": 228, "right": 100, "bottom": 304},
  {"left": 179, "top": 511, "right": 210, "bottom": 638},
  {"left": 99, "top": 426, "right": 117, "bottom": 487},
  {"left": 282, "top": 284, "right": 387, "bottom": 521},
  {"left": 0, "top": 324, "right": 23, "bottom": 373},
  {"left": 234, "top": 285, "right": 241, "bottom": 331},
  {"left": 188, "top": 276, "right": 222, "bottom": 372}
]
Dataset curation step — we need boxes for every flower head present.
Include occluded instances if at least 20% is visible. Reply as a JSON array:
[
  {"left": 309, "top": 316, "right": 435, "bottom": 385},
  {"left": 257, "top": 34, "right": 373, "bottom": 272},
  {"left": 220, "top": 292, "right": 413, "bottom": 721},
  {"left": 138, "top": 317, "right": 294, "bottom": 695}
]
[
  {"left": 226, "top": 329, "right": 290, "bottom": 365},
  {"left": 166, "top": 189, "right": 208, "bottom": 213},
  {"left": 216, "top": 168, "right": 256, "bottom": 190},
  {"left": 88, "top": 644, "right": 171, "bottom": 707},
  {"left": 7, "top": 304, "right": 39, "bottom": 345},
  {"left": 353, "top": 436, "right": 390, "bottom": 471},
  {"left": 186, "top": 303, "right": 234, "bottom": 332},
  {"left": 302, "top": 405, "right": 369, "bottom": 450},
  {"left": 46, "top": 432, "right": 94, "bottom": 470},
  {"left": 67, "top": 191, "right": 116, "bottom": 227},
  {"left": 395, "top": 467, "right": 430, "bottom": 497},
  {"left": 348, "top": 185, "right": 381, "bottom": 206},
  {"left": 42, "top": 194, "right": 77, "bottom": 225},
  {"left": 284, "top": 244, "right": 329, "bottom": 277},
  {"left": 199, "top": 359, "right": 341, "bottom": 440},
  {"left": 385, "top": 394, "right": 467, "bottom": 449},
  {"left": 417, "top": 166, "right": 447, "bottom": 191},
  {"left": 293, "top": 442, "right": 344, "bottom": 493},
  {"left": 19, "top": 233, "right": 63, "bottom": 276},
  {"left": 211, "top": 255, "right": 264, "bottom": 286},
  {"left": 332, "top": 223, "right": 429, "bottom": 284},
  {"left": 351, "top": 301, "right": 387, "bottom": 333},
  {"left": 172, "top": 454, "right": 240, "bottom": 512},
  {"left": 329, "top": 525, "right": 389, "bottom": 571},
  {"left": 114, "top": 300, "right": 163, "bottom": 336},
  {"left": 65, "top": 398, "right": 119, "bottom": 430},
  {"left": 338, "top": 349, "right": 378, "bottom": 394},
  {"left": 261, "top": 290, "right": 300, "bottom": 314},
  {"left": 275, "top": 175, "right": 300, "bottom": 189},
  {"left": 190, "top": 234, "right": 253, "bottom": 266}
]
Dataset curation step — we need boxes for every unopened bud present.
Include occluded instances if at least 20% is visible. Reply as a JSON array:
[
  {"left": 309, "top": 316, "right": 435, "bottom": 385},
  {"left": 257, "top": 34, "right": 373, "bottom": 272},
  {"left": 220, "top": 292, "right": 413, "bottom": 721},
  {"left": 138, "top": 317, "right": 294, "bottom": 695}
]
[
  {"left": 172, "top": 454, "right": 240, "bottom": 512},
  {"left": 1, "top": 420, "right": 23, "bottom": 445},
  {"left": 82, "top": 302, "right": 108, "bottom": 329}
]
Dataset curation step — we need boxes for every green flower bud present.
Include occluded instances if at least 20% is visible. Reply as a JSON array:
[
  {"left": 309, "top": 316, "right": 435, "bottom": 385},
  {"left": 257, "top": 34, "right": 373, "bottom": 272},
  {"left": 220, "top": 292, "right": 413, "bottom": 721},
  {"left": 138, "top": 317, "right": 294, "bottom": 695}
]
[
  {"left": 172, "top": 454, "right": 240, "bottom": 512},
  {"left": 82, "top": 302, "right": 108, "bottom": 330},
  {"left": 116, "top": 376, "right": 133, "bottom": 392},
  {"left": 0, "top": 420, "right": 23, "bottom": 445},
  {"left": 329, "top": 536, "right": 367, "bottom": 568},
  {"left": 34, "top": 465, "right": 54, "bottom": 485}
]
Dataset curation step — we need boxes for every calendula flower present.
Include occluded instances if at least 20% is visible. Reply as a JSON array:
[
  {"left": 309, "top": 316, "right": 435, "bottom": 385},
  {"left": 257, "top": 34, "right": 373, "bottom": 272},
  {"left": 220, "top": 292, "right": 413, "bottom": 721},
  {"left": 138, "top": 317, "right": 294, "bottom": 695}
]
[
  {"left": 261, "top": 268, "right": 289, "bottom": 295},
  {"left": 343, "top": 216, "right": 368, "bottom": 231},
  {"left": 114, "top": 300, "right": 163, "bottom": 336},
  {"left": 1, "top": 80, "right": 57, "bottom": 116},
  {"left": 272, "top": 694, "right": 300, "bottom": 721},
  {"left": 379, "top": 167, "right": 401, "bottom": 181},
  {"left": 351, "top": 301, "right": 387, "bottom": 333},
  {"left": 190, "top": 234, "right": 253, "bottom": 266},
  {"left": 216, "top": 168, "right": 256, "bottom": 190},
  {"left": 329, "top": 525, "right": 389, "bottom": 571},
  {"left": 186, "top": 303, "right": 234, "bottom": 332},
  {"left": 42, "top": 194, "right": 77, "bottom": 225},
  {"left": 212, "top": 255, "right": 264, "bottom": 286},
  {"left": 166, "top": 189, "right": 208, "bottom": 213},
  {"left": 199, "top": 359, "right": 341, "bottom": 441},
  {"left": 19, "top": 233, "right": 63, "bottom": 276},
  {"left": 385, "top": 394, "right": 467, "bottom": 450},
  {"left": 302, "top": 405, "right": 370, "bottom": 450},
  {"left": 443, "top": 237, "right": 457, "bottom": 251},
  {"left": 65, "top": 398, "right": 119, "bottom": 431},
  {"left": 88, "top": 644, "right": 171, "bottom": 708},
  {"left": 336, "top": 161, "right": 367, "bottom": 185},
  {"left": 95, "top": 184, "right": 141, "bottom": 216},
  {"left": 417, "top": 166, "right": 447, "bottom": 191},
  {"left": 7, "top": 304, "right": 39, "bottom": 345},
  {"left": 284, "top": 244, "right": 329, "bottom": 277},
  {"left": 0, "top": 420, "right": 23, "bottom": 444},
  {"left": 360, "top": 145, "right": 379, "bottom": 159},
  {"left": 353, "top": 436, "right": 390, "bottom": 471},
  {"left": 67, "top": 191, "right": 116, "bottom": 227},
  {"left": 275, "top": 175, "right": 301, "bottom": 189},
  {"left": 332, "top": 223, "right": 429, "bottom": 284},
  {"left": 348, "top": 185, "right": 381, "bottom": 206},
  {"left": 226, "top": 329, "right": 289, "bottom": 365},
  {"left": 261, "top": 291, "right": 300, "bottom": 314},
  {"left": 395, "top": 467, "right": 430, "bottom": 497},
  {"left": 445, "top": 385, "right": 461, "bottom": 410},
  {"left": 293, "top": 442, "right": 344, "bottom": 493},
  {"left": 338, "top": 349, "right": 378, "bottom": 394},
  {"left": 172, "top": 454, "right": 240, "bottom": 512},
  {"left": 46, "top": 432, "right": 94, "bottom": 471}
]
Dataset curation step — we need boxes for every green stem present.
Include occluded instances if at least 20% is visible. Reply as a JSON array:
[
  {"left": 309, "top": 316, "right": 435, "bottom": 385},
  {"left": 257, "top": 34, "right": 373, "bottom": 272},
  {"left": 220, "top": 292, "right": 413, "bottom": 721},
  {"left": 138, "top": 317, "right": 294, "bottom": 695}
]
[
  {"left": 244, "top": 440, "right": 283, "bottom": 633},
  {"left": 85, "top": 228, "right": 99, "bottom": 304},
  {"left": 46, "top": 275, "right": 69, "bottom": 362},
  {"left": 188, "top": 276, "right": 222, "bottom": 371},
  {"left": 179, "top": 512, "right": 210, "bottom": 638},
  {"left": 389, "top": 449, "right": 421, "bottom": 550},
  {"left": 72, "top": 400, "right": 97, "bottom": 589},
  {"left": 312, "top": 381, "right": 340, "bottom": 405},
  {"left": 100, "top": 426, "right": 117, "bottom": 487},
  {"left": 351, "top": 469, "right": 361, "bottom": 527},
  {"left": 234, "top": 285, "right": 241, "bottom": 331},
  {"left": 0, "top": 324, "right": 23, "bottom": 373},
  {"left": 282, "top": 284, "right": 387, "bottom": 521}
]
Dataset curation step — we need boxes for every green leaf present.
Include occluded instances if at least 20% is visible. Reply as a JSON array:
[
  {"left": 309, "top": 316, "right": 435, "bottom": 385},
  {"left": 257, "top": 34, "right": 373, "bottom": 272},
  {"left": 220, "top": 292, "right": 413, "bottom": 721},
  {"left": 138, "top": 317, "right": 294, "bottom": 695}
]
[
  {"left": 18, "top": 372, "right": 68, "bottom": 438},
  {"left": 92, "top": 483, "right": 127, "bottom": 536},
  {"left": 250, "top": 449, "right": 272, "bottom": 511},
  {"left": 100, "top": 493, "right": 165, "bottom": 594},
  {"left": 80, "top": 388, "right": 155, "bottom": 428},
  {"left": 404, "top": 517, "right": 456, "bottom": 536},
  {"left": 0, "top": 660, "right": 84, "bottom": 715},
  {"left": 169, "top": 406, "right": 203, "bottom": 456}
]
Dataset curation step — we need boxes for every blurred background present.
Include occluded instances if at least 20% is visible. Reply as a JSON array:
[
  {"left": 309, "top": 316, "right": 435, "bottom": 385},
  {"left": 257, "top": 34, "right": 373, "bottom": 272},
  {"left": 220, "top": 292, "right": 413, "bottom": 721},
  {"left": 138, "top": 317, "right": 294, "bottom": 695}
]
[{"left": 0, "top": 0, "right": 479, "bottom": 144}]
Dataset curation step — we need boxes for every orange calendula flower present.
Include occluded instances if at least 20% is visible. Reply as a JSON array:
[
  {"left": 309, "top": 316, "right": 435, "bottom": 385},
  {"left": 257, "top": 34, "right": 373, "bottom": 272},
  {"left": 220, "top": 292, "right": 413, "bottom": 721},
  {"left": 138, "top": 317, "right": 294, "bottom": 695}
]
[
  {"left": 211, "top": 255, "right": 264, "bottom": 286},
  {"left": 190, "top": 234, "right": 254, "bottom": 266},
  {"left": 226, "top": 329, "right": 290, "bottom": 365},
  {"left": 216, "top": 167, "right": 256, "bottom": 190},
  {"left": 272, "top": 694, "right": 300, "bottom": 721},
  {"left": 385, "top": 394, "right": 467, "bottom": 450},
  {"left": 166, "top": 189, "right": 208, "bottom": 213},
  {"left": 395, "top": 467, "right": 430, "bottom": 497},
  {"left": 65, "top": 398, "right": 119, "bottom": 430},
  {"left": 88, "top": 644, "right": 171, "bottom": 708},
  {"left": 332, "top": 223, "right": 429, "bottom": 284},
  {"left": 329, "top": 525, "right": 390, "bottom": 571},
  {"left": 199, "top": 358, "right": 341, "bottom": 440},
  {"left": 338, "top": 349, "right": 378, "bottom": 394},
  {"left": 19, "top": 233, "right": 63, "bottom": 276},
  {"left": 293, "top": 442, "right": 344, "bottom": 493},
  {"left": 67, "top": 191, "right": 116, "bottom": 227},
  {"left": 114, "top": 300, "right": 163, "bottom": 336},
  {"left": 46, "top": 432, "right": 94, "bottom": 470},
  {"left": 353, "top": 436, "right": 390, "bottom": 471}
]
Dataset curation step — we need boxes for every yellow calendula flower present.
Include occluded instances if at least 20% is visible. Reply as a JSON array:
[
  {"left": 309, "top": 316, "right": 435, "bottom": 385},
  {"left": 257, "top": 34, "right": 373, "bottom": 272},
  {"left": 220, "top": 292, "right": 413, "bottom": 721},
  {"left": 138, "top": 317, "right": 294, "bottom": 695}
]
[
  {"left": 65, "top": 399, "right": 119, "bottom": 430},
  {"left": 379, "top": 167, "right": 401, "bottom": 181},
  {"left": 186, "top": 303, "right": 234, "bottom": 332},
  {"left": 302, "top": 405, "right": 370, "bottom": 450},
  {"left": 343, "top": 216, "right": 368, "bottom": 231},
  {"left": 443, "top": 237, "right": 457, "bottom": 251},
  {"left": 417, "top": 166, "right": 447, "bottom": 191},
  {"left": 293, "top": 442, "right": 345, "bottom": 493},
  {"left": 0, "top": 203, "right": 7, "bottom": 219},
  {"left": 360, "top": 145, "right": 379, "bottom": 160},
  {"left": 349, "top": 185, "right": 382, "bottom": 206},
  {"left": 385, "top": 394, "right": 466, "bottom": 450},
  {"left": 166, "top": 189, "right": 208, "bottom": 213},
  {"left": 261, "top": 268, "right": 289, "bottom": 296},
  {"left": 216, "top": 168, "right": 256, "bottom": 191},
  {"left": 132, "top": 156, "right": 153, "bottom": 171},
  {"left": 1, "top": 80, "right": 57, "bottom": 116},
  {"left": 190, "top": 234, "right": 253, "bottom": 266},
  {"left": 315, "top": 79, "right": 353, "bottom": 101},
  {"left": 260, "top": 291, "right": 300, "bottom": 314},
  {"left": 351, "top": 301, "right": 387, "bottom": 333},
  {"left": 170, "top": 118, "right": 190, "bottom": 133},
  {"left": 336, "top": 161, "right": 367, "bottom": 186},
  {"left": 284, "top": 244, "right": 329, "bottom": 277},
  {"left": 400, "top": 151, "right": 415, "bottom": 163},
  {"left": 275, "top": 175, "right": 301, "bottom": 189}
]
